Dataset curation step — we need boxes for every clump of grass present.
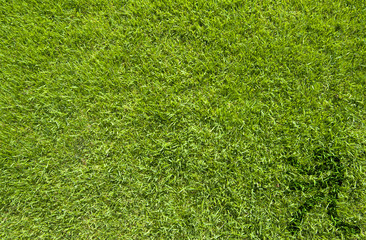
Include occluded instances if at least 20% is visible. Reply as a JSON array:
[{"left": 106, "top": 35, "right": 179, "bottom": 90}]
[{"left": 287, "top": 148, "right": 360, "bottom": 235}]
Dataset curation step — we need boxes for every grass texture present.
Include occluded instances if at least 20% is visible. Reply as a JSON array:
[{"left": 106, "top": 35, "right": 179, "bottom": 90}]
[{"left": 1, "top": 0, "right": 366, "bottom": 239}]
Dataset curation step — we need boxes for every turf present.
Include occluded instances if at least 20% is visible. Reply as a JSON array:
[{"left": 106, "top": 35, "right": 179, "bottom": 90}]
[{"left": 0, "top": 0, "right": 365, "bottom": 239}]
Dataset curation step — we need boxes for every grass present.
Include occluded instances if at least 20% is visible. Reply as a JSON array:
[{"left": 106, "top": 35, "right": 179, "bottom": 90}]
[{"left": 0, "top": 0, "right": 365, "bottom": 239}]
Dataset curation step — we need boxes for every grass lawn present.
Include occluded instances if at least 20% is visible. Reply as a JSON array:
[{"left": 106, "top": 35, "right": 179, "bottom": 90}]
[{"left": 1, "top": 0, "right": 365, "bottom": 239}]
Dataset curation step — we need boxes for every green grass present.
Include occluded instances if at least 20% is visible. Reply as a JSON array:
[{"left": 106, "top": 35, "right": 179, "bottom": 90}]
[{"left": 1, "top": 0, "right": 365, "bottom": 239}]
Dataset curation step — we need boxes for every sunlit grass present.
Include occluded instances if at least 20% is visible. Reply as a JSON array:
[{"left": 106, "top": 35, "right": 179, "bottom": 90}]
[{"left": 1, "top": 0, "right": 365, "bottom": 239}]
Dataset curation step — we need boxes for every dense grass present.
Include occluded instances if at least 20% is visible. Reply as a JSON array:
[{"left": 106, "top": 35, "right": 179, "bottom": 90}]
[{"left": 1, "top": 0, "right": 365, "bottom": 239}]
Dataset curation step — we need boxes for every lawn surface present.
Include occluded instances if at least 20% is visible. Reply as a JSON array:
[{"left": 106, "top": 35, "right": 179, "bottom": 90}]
[{"left": 1, "top": 0, "right": 365, "bottom": 239}]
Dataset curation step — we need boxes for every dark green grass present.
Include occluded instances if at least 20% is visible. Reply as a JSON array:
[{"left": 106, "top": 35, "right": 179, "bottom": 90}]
[{"left": 1, "top": 0, "right": 365, "bottom": 239}]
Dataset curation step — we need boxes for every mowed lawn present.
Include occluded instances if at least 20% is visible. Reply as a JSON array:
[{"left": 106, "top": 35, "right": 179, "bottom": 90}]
[{"left": 1, "top": 0, "right": 365, "bottom": 239}]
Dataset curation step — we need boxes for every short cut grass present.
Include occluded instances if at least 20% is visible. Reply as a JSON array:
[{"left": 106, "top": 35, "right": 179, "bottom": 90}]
[{"left": 1, "top": 0, "right": 365, "bottom": 239}]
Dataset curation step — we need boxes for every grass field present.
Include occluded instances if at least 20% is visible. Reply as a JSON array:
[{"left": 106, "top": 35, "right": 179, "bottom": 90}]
[{"left": 1, "top": 0, "right": 366, "bottom": 239}]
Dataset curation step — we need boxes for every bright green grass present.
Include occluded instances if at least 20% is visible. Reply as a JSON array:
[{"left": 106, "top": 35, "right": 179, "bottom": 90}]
[{"left": 1, "top": 0, "right": 365, "bottom": 239}]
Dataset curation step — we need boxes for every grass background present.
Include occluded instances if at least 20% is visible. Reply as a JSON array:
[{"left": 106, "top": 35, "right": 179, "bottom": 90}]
[{"left": 1, "top": 0, "right": 365, "bottom": 239}]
